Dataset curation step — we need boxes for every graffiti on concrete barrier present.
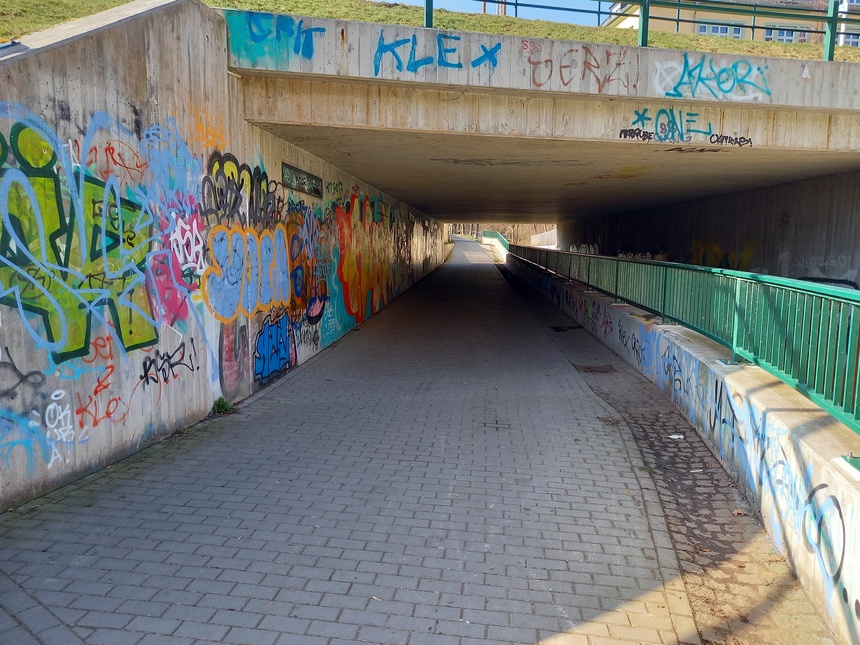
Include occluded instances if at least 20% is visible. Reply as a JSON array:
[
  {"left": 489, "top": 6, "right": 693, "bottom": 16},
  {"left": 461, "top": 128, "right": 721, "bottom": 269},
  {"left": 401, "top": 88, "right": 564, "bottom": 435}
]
[
  {"left": 139, "top": 340, "right": 199, "bottom": 389},
  {"left": 0, "top": 112, "right": 158, "bottom": 362},
  {"left": 253, "top": 310, "right": 293, "bottom": 384},
  {"left": 528, "top": 45, "right": 639, "bottom": 92},
  {"left": 619, "top": 128, "right": 655, "bottom": 142},
  {"left": 620, "top": 107, "right": 754, "bottom": 146},
  {"left": 225, "top": 11, "right": 327, "bottom": 65},
  {"left": 654, "top": 53, "right": 771, "bottom": 102},
  {"left": 0, "top": 91, "right": 444, "bottom": 492},
  {"left": 374, "top": 30, "right": 501, "bottom": 76},
  {"left": 333, "top": 187, "right": 398, "bottom": 323},
  {"left": 692, "top": 239, "right": 755, "bottom": 270}
]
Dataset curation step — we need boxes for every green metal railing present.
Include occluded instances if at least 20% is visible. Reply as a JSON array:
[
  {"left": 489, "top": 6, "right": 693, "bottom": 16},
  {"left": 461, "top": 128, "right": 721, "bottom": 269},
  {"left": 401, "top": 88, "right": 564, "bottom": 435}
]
[
  {"left": 423, "top": 0, "right": 860, "bottom": 61},
  {"left": 482, "top": 230, "right": 510, "bottom": 251},
  {"left": 510, "top": 244, "right": 860, "bottom": 436}
]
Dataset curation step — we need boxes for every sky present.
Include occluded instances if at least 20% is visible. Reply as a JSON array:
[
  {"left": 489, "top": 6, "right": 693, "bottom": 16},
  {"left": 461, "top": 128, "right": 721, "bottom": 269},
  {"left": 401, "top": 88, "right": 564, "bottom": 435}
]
[{"left": 378, "top": 0, "right": 611, "bottom": 27}]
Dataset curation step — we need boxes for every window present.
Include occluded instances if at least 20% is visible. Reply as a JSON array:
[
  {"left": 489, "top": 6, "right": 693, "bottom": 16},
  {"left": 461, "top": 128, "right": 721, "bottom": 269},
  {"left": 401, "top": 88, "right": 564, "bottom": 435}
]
[
  {"left": 698, "top": 24, "right": 744, "bottom": 38},
  {"left": 844, "top": 33, "right": 860, "bottom": 47},
  {"left": 764, "top": 28, "right": 808, "bottom": 43}
]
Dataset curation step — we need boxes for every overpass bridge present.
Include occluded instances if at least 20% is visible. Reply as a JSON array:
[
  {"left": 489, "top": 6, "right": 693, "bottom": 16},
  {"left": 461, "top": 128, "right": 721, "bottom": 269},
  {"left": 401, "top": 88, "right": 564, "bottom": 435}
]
[
  {"left": 0, "top": 0, "right": 859, "bottom": 643},
  {"left": 225, "top": 8, "right": 860, "bottom": 246}
]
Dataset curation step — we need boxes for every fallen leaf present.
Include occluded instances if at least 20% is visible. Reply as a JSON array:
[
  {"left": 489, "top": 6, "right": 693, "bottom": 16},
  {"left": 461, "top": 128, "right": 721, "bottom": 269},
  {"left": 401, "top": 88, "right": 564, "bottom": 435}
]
[{"left": 732, "top": 509, "right": 747, "bottom": 516}]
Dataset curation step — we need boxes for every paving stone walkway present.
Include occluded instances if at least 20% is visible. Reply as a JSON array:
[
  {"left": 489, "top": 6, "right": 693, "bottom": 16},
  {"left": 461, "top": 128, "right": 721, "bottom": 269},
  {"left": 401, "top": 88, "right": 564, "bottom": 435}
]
[
  {"left": 0, "top": 238, "right": 833, "bottom": 644},
  {"left": 496, "top": 262, "right": 835, "bottom": 645}
]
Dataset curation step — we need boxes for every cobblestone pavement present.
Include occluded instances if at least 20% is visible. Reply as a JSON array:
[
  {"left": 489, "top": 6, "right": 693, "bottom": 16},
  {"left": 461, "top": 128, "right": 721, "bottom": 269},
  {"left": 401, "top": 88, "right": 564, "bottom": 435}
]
[
  {"left": 0, "top": 238, "right": 831, "bottom": 644},
  {"left": 497, "top": 263, "right": 836, "bottom": 645}
]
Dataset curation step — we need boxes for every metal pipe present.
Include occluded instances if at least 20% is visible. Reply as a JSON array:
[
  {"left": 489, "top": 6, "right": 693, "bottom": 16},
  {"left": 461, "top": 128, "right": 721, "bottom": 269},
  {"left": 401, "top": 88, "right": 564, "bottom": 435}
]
[{"left": 424, "top": 0, "right": 433, "bottom": 28}]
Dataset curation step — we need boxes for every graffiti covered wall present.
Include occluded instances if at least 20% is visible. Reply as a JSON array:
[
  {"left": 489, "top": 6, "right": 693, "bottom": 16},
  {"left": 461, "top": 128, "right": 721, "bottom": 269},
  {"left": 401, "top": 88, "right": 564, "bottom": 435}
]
[
  {"left": 508, "top": 255, "right": 860, "bottom": 645},
  {"left": 0, "top": 0, "right": 445, "bottom": 510}
]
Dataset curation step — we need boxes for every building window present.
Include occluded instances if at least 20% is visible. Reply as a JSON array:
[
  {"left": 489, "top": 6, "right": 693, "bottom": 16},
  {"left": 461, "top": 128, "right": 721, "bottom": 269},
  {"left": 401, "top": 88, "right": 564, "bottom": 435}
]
[
  {"left": 844, "top": 33, "right": 860, "bottom": 47},
  {"left": 698, "top": 24, "right": 744, "bottom": 38},
  {"left": 764, "top": 27, "right": 808, "bottom": 43}
]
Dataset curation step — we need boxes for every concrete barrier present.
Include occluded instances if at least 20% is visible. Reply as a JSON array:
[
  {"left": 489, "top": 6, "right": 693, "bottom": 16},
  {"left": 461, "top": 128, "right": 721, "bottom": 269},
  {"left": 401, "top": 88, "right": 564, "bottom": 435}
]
[
  {"left": 508, "top": 253, "right": 860, "bottom": 645},
  {"left": 480, "top": 234, "right": 509, "bottom": 262}
]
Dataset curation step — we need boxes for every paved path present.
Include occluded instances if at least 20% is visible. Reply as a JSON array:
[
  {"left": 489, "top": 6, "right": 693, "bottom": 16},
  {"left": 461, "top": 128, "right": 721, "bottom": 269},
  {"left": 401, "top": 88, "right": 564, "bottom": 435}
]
[{"left": 0, "top": 239, "right": 831, "bottom": 644}]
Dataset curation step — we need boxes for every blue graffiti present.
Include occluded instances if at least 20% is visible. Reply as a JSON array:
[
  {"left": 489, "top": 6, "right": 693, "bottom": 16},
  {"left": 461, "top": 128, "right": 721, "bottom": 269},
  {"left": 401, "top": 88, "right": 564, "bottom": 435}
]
[
  {"left": 204, "top": 224, "right": 291, "bottom": 322},
  {"left": 0, "top": 410, "right": 49, "bottom": 473},
  {"left": 631, "top": 108, "right": 651, "bottom": 128},
  {"left": 659, "top": 53, "right": 771, "bottom": 102},
  {"left": 626, "top": 107, "right": 714, "bottom": 143},
  {"left": 253, "top": 313, "right": 292, "bottom": 383},
  {"left": 245, "top": 13, "right": 325, "bottom": 59},
  {"left": 374, "top": 30, "right": 501, "bottom": 76},
  {"left": 224, "top": 11, "right": 327, "bottom": 67},
  {"left": 471, "top": 42, "right": 501, "bottom": 69}
]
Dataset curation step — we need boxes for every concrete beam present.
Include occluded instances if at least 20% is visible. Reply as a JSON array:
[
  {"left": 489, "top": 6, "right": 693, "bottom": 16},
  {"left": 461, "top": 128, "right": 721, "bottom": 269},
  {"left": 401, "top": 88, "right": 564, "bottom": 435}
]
[{"left": 243, "top": 75, "right": 860, "bottom": 152}]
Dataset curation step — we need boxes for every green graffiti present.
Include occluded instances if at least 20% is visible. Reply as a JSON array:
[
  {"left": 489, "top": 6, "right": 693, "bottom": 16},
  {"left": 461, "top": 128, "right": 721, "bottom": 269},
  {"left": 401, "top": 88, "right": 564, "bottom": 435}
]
[{"left": 0, "top": 124, "right": 157, "bottom": 362}]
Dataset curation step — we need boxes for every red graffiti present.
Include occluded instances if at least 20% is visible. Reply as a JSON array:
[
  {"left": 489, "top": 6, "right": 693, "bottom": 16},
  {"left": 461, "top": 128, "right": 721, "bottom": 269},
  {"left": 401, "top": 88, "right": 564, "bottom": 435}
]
[{"left": 528, "top": 46, "right": 638, "bottom": 92}]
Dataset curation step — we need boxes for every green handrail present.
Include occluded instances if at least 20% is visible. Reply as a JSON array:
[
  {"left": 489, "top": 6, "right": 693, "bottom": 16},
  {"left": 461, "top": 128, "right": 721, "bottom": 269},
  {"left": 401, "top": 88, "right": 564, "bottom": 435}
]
[
  {"left": 510, "top": 244, "right": 860, "bottom": 437},
  {"left": 482, "top": 230, "right": 510, "bottom": 251},
  {"left": 425, "top": 0, "right": 860, "bottom": 61}
]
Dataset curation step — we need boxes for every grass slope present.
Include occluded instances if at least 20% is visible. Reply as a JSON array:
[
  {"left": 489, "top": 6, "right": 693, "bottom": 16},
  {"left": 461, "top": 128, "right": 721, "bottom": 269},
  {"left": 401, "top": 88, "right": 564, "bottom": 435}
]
[{"left": 1, "top": 0, "right": 858, "bottom": 62}]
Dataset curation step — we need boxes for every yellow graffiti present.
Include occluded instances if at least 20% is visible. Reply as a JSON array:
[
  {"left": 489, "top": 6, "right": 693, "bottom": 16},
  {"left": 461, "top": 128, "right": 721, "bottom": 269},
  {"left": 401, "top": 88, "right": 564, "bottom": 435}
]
[
  {"left": 691, "top": 239, "right": 755, "bottom": 271},
  {"left": 335, "top": 190, "right": 396, "bottom": 323}
]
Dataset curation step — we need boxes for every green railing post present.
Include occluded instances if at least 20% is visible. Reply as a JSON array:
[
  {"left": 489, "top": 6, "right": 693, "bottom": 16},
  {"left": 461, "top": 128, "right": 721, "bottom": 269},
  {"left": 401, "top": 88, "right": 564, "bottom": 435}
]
[
  {"left": 638, "top": 0, "right": 651, "bottom": 47},
  {"left": 823, "top": 0, "right": 839, "bottom": 61},
  {"left": 731, "top": 279, "right": 742, "bottom": 362},
  {"left": 424, "top": 0, "right": 433, "bottom": 28},
  {"left": 614, "top": 260, "right": 620, "bottom": 303},
  {"left": 661, "top": 266, "right": 669, "bottom": 323}
]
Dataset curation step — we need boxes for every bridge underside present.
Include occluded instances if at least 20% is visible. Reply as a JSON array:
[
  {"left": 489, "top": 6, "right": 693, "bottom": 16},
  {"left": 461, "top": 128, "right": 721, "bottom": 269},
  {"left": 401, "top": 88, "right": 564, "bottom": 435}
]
[
  {"left": 244, "top": 75, "right": 860, "bottom": 224},
  {"left": 257, "top": 120, "right": 860, "bottom": 224}
]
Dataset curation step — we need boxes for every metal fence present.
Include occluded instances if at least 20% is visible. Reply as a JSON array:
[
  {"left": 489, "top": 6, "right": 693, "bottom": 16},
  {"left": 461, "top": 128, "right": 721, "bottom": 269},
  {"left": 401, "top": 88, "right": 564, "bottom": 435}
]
[
  {"left": 509, "top": 244, "right": 860, "bottom": 436},
  {"left": 481, "top": 230, "right": 510, "bottom": 251},
  {"left": 422, "top": 0, "right": 860, "bottom": 61}
]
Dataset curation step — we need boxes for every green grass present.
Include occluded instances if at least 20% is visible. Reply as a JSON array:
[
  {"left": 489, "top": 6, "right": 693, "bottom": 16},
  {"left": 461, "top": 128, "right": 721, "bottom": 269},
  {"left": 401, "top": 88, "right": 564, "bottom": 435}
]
[
  {"left": 210, "top": 396, "right": 236, "bottom": 416},
  {"left": 2, "top": 0, "right": 858, "bottom": 62},
  {"left": 1, "top": 0, "right": 129, "bottom": 43}
]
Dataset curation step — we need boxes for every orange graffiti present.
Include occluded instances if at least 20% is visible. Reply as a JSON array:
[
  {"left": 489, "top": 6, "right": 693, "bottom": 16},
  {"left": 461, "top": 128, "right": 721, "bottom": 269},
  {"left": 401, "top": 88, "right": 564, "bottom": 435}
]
[
  {"left": 189, "top": 103, "right": 227, "bottom": 151},
  {"left": 335, "top": 189, "right": 396, "bottom": 323}
]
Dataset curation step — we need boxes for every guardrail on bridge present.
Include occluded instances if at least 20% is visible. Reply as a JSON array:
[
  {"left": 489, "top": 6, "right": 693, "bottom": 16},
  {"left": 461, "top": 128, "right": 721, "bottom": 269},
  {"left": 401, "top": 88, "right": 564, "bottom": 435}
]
[{"left": 509, "top": 243, "right": 860, "bottom": 437}]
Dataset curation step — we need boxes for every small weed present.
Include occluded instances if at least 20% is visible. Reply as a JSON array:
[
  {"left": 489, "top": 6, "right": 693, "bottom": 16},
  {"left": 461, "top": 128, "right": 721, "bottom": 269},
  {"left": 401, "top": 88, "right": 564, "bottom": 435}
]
[
  {"left": 210, "top": 396, "right": 235, "bottom": 416},
  {"left": 642, "top": 459, "right": 657, "bottom": 475}
]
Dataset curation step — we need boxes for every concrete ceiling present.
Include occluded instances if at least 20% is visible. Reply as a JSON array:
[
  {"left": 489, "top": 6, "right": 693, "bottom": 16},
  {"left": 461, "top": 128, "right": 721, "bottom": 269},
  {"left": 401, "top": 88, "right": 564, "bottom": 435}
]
[{"left": 257, "top": 122, "right": 860, "bottom": 225}]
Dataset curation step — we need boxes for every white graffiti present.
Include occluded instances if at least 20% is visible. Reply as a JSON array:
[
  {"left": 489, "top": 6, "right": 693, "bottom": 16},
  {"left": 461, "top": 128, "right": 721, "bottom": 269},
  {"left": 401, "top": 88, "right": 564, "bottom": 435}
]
[
  {"left": 44, "top": 390, "right": 75, "bottom": 468},
  {"left": 169, "top": 213, "right": 207, "bottom": 275}
]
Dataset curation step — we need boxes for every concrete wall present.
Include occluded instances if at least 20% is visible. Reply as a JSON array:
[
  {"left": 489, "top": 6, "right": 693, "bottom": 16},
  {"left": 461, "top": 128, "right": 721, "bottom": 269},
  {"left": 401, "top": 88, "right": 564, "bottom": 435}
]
[
  {"left": 224, "top": 10, "right": 860, "bottom": 110},
  {"left": 559, "top": 169, "right": 860, "bottom": 285},
  {"left": 508, "top": 254, "right": 860, "bottom": 645},
  {"left": 0, "top": 0, "right": 446, "bottom": 511},
  {"left": 530, "top": 228, "right": 558, "bottom": 248}
]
